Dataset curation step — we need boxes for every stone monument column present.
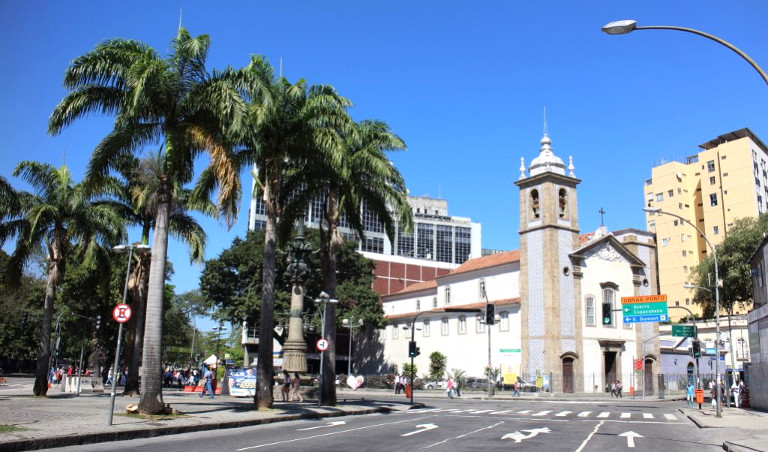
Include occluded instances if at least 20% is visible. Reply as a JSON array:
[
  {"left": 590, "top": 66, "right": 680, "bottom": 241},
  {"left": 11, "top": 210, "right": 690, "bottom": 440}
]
[{"left": 282, "top": 225, "right": 312, "bottom": 373}]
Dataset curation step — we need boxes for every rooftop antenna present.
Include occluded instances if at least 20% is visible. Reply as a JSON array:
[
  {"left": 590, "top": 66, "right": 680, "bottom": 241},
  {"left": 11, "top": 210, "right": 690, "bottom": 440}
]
[
  {"left": 279, "top": 57, "right": 283, "bottom": 78},
  {"left": 543, "top": 106, "right": 549, "bottom": 137}
]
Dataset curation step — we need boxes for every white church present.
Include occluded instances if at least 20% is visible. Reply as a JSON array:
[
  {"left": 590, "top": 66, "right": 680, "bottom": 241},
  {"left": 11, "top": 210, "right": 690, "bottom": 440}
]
[{"left": 375, "top": 132, "right": 662, "bottom": 394}]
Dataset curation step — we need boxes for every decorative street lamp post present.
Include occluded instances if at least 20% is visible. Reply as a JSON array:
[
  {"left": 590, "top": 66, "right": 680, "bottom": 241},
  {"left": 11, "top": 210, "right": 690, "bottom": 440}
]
[
  {"left": 342, "top": 318, "right": 363, "bottom": 375},
  {"left": 282, "top": 224, "right": 313, "bottom": 374}
]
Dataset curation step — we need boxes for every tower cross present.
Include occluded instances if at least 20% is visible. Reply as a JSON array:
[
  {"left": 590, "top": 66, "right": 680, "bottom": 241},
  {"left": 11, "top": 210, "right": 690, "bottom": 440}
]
[{"left": 599, "top": 208, "right": 606, "bottom": 226}]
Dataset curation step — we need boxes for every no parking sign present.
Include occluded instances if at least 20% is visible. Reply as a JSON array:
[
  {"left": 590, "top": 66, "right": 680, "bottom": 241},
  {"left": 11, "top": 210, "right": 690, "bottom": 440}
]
[{"left": 112, "top": 303, "right": 132, "bottom": 323}]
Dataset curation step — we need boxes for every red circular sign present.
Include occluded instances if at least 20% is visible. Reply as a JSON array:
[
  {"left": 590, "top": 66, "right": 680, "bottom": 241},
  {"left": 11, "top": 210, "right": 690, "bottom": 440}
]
[
  {"left": 316, "top": 338, "right": 329, "bottom": 351},
  {"left": 112, "top": 303, "right": 132, "bottom": 323}
]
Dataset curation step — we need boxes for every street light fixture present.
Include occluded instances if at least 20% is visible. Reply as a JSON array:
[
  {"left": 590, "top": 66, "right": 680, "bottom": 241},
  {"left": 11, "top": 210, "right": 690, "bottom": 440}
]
[
  {"left": 313, "top": 291, "right": 338, "bottom": 407},
  {"left": 601, "top": 20, "right": 768, "bottom": 86},
  {"left": 108, "top": 243, "right": 150, "bottom": 426},
  {"left": 644, "top": 207, "right": 723, "bottom": 416},
  {"left": 342, "top": 318, "right": 363, "bottom": 376}
]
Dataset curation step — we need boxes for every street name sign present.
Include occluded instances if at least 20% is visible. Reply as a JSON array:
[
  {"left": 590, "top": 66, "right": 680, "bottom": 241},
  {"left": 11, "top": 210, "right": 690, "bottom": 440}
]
[
  {"left": 623, "top": 314, "right": 668, "bottom": 323},
  {"left": 672, "top": 325, "right": 697, "bottom": 337},
  {"left": 621, "top": 294, "right": 667, "bottom": 304}
]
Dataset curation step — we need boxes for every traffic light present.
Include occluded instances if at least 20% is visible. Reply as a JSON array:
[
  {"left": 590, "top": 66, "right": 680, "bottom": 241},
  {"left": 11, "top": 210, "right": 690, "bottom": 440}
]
[
  {"left": 486, "top": 304, "right": 495, "bottom": 325},
  {"left": 408, "top": 340, "right": 420, "bottom": 357},
  {"left": 691, "top": 340, "right": 701, "bottom": 358},
  {"left": 95, "top": 315, "right": 102, "bottom": 330},
  {"left": 602, "top": 303, "right": 612, "bottom": 325}
]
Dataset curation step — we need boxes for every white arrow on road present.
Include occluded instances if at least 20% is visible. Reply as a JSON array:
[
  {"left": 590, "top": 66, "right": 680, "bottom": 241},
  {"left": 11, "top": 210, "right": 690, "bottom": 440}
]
[
  {"left": 502, "top": 427, "right": 552, "bottom": 443},
  {"left": 296, "top": 420, "right": 346, "bottom": 431},
  {"left": 619, "top": 431, "right": 644, "bottom": 448},
  {"left": 401, "top": 423, "right": 439, "bottom": 436}
]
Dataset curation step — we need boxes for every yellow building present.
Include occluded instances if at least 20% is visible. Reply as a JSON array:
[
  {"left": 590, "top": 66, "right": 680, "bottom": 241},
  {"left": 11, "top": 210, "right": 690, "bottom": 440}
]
[{"left": 644, "top": 128, "right": 768, "bottom": 320}]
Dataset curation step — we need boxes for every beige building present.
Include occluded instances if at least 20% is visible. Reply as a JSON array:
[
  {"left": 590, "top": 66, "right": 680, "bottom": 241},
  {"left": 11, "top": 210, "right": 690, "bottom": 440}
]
[{"left": 644, "top": 128, "right": 768, "bottom": 320}]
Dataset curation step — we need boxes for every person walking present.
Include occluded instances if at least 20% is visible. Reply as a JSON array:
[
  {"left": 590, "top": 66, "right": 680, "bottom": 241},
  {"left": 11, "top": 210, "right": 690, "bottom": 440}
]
[
  {"left": 199, "top": 366, "right": 215, "bottom": 399},
  {"left": 290, "top": 372, "right": 303, "bottom": 402},
  {"left": 445, "top": 377, "right": 454, "bottom": 399},
  {"left": 281, "top": 370, "right": 291, "bottom": 402},
  {"left": 513, "top": 380, "right": 521, "bottom": 397},
  {"left": 454, "top": 376, "right": 462, "bottom": 398},
  {"left": 615, "top": 380, "right": 623, "bottom": 398},
  {"left": 686, "top": 381, "right": 695, "bottom": 408}
]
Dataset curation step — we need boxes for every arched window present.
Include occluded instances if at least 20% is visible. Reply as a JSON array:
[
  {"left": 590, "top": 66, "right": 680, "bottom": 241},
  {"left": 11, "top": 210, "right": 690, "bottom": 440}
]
[
  {"left": 392, "top": 324, "right": 399, "bottom": 339},
  {"left": 445, "top": 286, "right": 451, "bottom": 305},
  {"left": 585, "top": 296, "right": 595, "bottom": 326},
  {"left": 423, "top": 320, "right": 430, "bottom": 337},
  {"left": 558, "top": 188, "right": 568, "bottom": 218},
  {"left": 530, "top": 189, "right": 540, "bottom": 218},
  {"left": 479, "top": 279, "right": 487, "bottom": 300},
  {"left": 458, "top": 316, "right": 467, "bottom": 334},
  {"left": 416, "top": 299, "right": 421, "bottom": 311},
  {"left": 476, "top": 315, "right": 485, "bottom": 333},
  {"left": 441, "top": 318, "right": 449, "bottom": 335},
  {"left": 499, "top": 311, "right": 509, "bottom": 331}
]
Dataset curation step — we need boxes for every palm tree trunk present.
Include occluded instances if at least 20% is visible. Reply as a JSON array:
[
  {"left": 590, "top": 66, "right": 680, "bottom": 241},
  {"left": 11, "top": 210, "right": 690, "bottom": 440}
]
[
  {"left": 138, "top": 188, "right": 170, "bottom": 414},
  {"left": 320, "top": 190, "right": 340, "bottom": 406},
  {"left": 124, "top": 255, "right": 149, "bottom": 396},
  {"left": 255, "top": 180, "right": 276, "bottom": 410},
  {"left": 33, "top": 260, "right": 59, "bottom": 396}
]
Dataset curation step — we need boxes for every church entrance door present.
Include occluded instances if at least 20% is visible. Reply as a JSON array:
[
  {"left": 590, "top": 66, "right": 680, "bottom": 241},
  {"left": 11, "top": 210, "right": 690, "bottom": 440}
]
[
  {"left": 562, "top": 358, "right": 574, "bottom": 393},
  {"left": 644, "top": 359, "right": 654, "bottom": 395},
  {"left": 604, "top": 351, "right": 617, "bottom": 392}
]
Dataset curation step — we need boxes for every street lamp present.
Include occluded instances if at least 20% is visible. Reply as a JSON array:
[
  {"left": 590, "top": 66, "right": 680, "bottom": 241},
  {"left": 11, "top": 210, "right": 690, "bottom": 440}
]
[
  {"left": 212, "top": 322, "right": 227, "bottom": 368},
  {"left": 342, "top": 318, "right": 363, "bottom": 376},
  {"left": 601, "top": 20, "right": 768, "bottom": 86},
  {"left": 403, "top": 311, "right": 427, "bottom": 405},
  {"left": 645, "top": 207, "right": 723, "bottom": 416},
  {"left": 108, "top": 243, "right": 149, "bottom": 426},
  {"left": 313, "top": 291, "right": 338, "bottom": 407}
]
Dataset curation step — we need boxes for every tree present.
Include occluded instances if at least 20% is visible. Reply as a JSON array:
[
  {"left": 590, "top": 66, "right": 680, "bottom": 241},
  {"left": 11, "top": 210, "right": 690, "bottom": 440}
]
[
  {"left": 690, "top": 214, "right": 768, "bottom": 317},
  {"left": 48, "top": 28, "right": 243, "bottom": 413},
  {"left": 0, "top": 250, "right": 45, "bottom": 369},
  {"left": 0, "top": 162, "right": 124, "bottom": 395},
  {"left": 429, "top": 351, "right": 447, "bottom": 381},
  {"left": 228, "top": 56, "right": 352, "bottom": 409}
]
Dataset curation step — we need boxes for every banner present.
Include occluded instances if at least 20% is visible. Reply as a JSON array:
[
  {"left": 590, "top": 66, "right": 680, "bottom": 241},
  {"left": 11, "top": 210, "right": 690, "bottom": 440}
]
[{"left": 226, "top": 367, "right": 257, "bottom": 397}]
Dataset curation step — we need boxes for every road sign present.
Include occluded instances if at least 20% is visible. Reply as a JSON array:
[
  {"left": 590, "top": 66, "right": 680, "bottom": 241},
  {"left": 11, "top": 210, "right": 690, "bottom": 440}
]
[
  {"left": 316, "top": 338, "right": 329, "bottom": 351},
  {"left": 633, "top": 358, "right": 643, "bottom": 371},
  {"left": 622, "top": 301, "right": 668, "bottom": 317},
  {"left": 623, "top": 314, "right": 668, "bottom": 323},
  {"left": 672, "top": 325, "right": 697, "bottom": 337},
  {"left": 112, "top": 303, "right": 132, "bottom": 323},
  {"left": 621, "top": 294, "right": 667, "bottom": 304}
]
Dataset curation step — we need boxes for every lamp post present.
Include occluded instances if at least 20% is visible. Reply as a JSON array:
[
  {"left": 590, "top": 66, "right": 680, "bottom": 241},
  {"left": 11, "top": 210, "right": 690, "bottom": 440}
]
[
  {"left": 313, "top": 291, "right": 338, "bottom": 407},
  {"left": 212, "top": 322, "right": 227, "bottom": 366},
  {"left": 644, "top": 207, "right": 722, "bottom": 416},
  {"left": 108, "top": 243, "right": 149, "bottom": 426},
  {"left": 404, "top": 311, "right": 427, "bottom": 405},
  {"left": 342, "top": 318, "right": 363, "bottom": 376},
  {"left": 601, "top": 20, "right": 768, "bottom": 86}
]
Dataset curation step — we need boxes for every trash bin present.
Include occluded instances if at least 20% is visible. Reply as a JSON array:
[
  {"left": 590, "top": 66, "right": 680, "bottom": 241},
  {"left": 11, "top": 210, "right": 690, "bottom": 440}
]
[
  {"left": 695, "top": 388, "right": 704, "bottom": 404},
  {"left": 657, "top": 374, "right": 665, "bottom": 399},
  {"left": 405, "top": 384, "right": 412, "bottom": 398}
]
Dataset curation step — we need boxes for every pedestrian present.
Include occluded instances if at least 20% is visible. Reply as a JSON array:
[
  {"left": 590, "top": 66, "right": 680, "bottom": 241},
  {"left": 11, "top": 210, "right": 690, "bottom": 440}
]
[
  {"left": 610, "top": 380, "right": 616, "bottom": 397},
  {"left": 199, "top": 366, "right": 215, "bottom": 399},
  {"left": 709, "top": 380, "right": 717, "bottom": 409},
  {"left": 290, "top": 372, "right": 303, "bottom": 402},
  {"left": 686, "top": 381, "right": 695, "bottom": 408},
  {"left": 455, "top": 376, "right": 462, "bottom": 397},
  {"left": 615, "top": 380, "right": 623, "bottom": 398},
  {"left": 281, "top": 370, "right": 291, "bottom": 402},
  {"left": 513, "top": 380, "right": 521, "bottom": 397},
  {"left": 445, "top": 377, "right": 454, "bottom": 399},
  {"left": 394, "top": 374, "right": 401, "bottom": 394}
]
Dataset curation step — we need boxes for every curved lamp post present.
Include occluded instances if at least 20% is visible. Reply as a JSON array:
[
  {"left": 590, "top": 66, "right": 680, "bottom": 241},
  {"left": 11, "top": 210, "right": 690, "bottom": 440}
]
[
  {"left": 342, "top": 318, "right": 363, "bottom": 375},
  {"left": 601, "top": 20, "right": 768, "bottom": 86},
  {"left": 644, "top": 207, "right": 722, "bottom": 416}
]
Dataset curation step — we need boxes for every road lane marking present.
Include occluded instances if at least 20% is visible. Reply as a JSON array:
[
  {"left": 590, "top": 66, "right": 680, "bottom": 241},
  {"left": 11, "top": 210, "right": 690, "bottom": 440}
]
[
  {"left": 401, "top": 423, "right": 438, "bottom": 437},
  {"left": 421, "top": 421, "right": 504, "bottom": 449},
  {"left": 555, "top": 411, "right": 571, "bottom": 417},
  {"left": 664, "top": 414, "right": 677, "bottom": 420},
  {"left": 597, "top": 412, "right": 610, "bottom": 418},
  {"left": 490, "top": 410, "right": 514, "bottom": 414},
  {"left": 620, "top": 413, "right": 631, "bottom": 419},
  {"left": 517, "top": 410, "right": 532, "bottom": 414},
  {"left": 577, "top": 411, "right": 591, "bottom": 417},
  {"left": 532, "top": 410, "right": 552, "bottom": 416},
  {"left": 237, "top": 416, "right": 427, "bottom": 450},
  {"left": 575, "top": 420, "right": 605, "bottom": 452},
  {"left": 619, "top": 431, "right": 643, "bottom": 448},
  {"left": 469, "top": 409, "right": 493, "bottom": 414},
  {"left": 297, "top": 420, "right": 346, "bottom": 431},
  {"left": 642, "top": 413, "right": 654, "bottom": 419},
  {"left": 502, "top": 427, "right": 552, "bottom": 443}
]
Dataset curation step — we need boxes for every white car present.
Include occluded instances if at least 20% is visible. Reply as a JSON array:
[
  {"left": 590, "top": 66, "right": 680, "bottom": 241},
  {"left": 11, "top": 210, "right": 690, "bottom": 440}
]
[{"left": 424, "top": 380, "right": 447, "bottom": 390}]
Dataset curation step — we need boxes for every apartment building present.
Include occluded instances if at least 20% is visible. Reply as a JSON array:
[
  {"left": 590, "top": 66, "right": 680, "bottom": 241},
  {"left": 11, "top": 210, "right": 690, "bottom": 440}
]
[{"left": 644, "top": 128, "right": 768, "bottom": 320}]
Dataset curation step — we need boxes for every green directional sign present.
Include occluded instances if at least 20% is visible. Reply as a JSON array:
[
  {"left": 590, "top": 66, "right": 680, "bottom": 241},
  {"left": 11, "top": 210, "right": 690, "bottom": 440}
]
[
  {"left": 622, "top": 301, "right": 668, "bottom": 317},
  {"left": 672, "top": 325, "right": 697, "bottom": 338}
]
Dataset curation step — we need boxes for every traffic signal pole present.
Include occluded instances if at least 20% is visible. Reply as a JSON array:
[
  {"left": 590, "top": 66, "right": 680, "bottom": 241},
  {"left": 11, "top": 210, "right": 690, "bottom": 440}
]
[{"left": 408, "top": 311, "right": 427, "bottom": 405}]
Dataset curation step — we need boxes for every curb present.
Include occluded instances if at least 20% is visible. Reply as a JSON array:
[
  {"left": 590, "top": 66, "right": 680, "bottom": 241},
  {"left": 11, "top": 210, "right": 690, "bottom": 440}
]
[
  {"left": 722, "top": 441, "right": 766, "bottom": 452},
  {"left": 1, "top": 403, "right": 425, "bottom": 452}
]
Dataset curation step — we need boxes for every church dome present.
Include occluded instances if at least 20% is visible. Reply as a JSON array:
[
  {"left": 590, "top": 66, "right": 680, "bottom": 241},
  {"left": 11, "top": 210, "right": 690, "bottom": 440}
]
[{"left": 529, "top": 133, "right": 566, "bottom": 176}]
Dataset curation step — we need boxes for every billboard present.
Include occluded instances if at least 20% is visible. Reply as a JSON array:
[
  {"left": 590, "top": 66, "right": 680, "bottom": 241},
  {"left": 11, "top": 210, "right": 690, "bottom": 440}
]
[{"left": 226, "top": 367, "right": 257, "bottom": 397}]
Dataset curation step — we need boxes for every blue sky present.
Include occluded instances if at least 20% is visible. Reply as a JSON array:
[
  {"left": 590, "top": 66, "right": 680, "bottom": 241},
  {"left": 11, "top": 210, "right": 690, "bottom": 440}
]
[{"left": 2, "top": 2, "right": 767, "bottom": 321}]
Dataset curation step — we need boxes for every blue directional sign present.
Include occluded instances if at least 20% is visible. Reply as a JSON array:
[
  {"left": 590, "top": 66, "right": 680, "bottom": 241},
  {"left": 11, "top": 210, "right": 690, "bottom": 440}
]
[{"left": 623, "top": 314, "right": 669, "bottom": 323}]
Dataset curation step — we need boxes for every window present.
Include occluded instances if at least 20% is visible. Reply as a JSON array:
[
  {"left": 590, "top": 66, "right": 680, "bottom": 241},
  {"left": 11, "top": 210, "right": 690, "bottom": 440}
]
[
  {"left": 679, "top": 203, "right": 683, "bottom": 210},
  {"left": 392, "top": 324, "right": 399, "bottom": 339},
  {"left": 441, "top": 318, "right": 449, "bottom": 336},
  {"left": 530, "top": 189, "right": 540, "bottom": 218},
  {"left": 436, "top": 224, "right": 453, "bottom": 263},
  {"left": 685, "top": 298, "right": 691, "bottom": 306},
  {"left": 683, "top": 266, "right": 688, "bottom": 273},
  {"left": 455, "top": 227, "right": 472, "bottom": 264},
  {"left": 710, "top": 176, "right": 716, "bottom": 185},
  {"left": 678, "top": 188, "right": 682, "bottom": 194},
  {"left": 681, "top": 234, "right": 686, "bottom": 242},
  {"left": 445, "top": 286, "right": 451, "bottom": 305},
  {"left": 432, "top": 297, "right": 437, "bottom": 308},
  {"left": 668, "top": 190, "right": 674, "bottom": 197},
  {"left": 662, "top": 238, "right": 669, "bottom": 247},
  {"left": 713, "top": 225, "right": 720, "bottom": 235},
  {"left": 675, "top": 300, "right": 680, "bottom": 306},
  {"left": 585, "top": 297, "right": 595, "bottom": 326},
  {"left": 707, "top": 160, "right": 716, "bottom": 172},
  {"left": 416, "top": 299, "right": 421, "bottom": 311},
  {"left": 397, "top": 225, "right": 415, "bottom": 258},
  {"left": 499, "top": 311, "right": 509, "bottom": 331},
  {"left": 710, "top": 193, "right": 718, "bottom": 206},
  {"left": 758, "top": 263, "right": 765, "bottom": 288},
  {"left": 656, "top": 193, "right": 663, "bottom": 202},
  {"left": 649, "top": 221, "right": 655, "bottom": 231},
  {"left": 417, "top": 223, "right": 434, "bottom": 259},
  {"left": 674, "top": 220, "right": 679, "bottom": 226},
  {"left": 423, "top": 320, "right": 430, "bottom": 337},
  {"left": 458, "top": 316, "right": 466, "bottom": 334},
  {"left": 682, "top": 250, "right": 687, "bottom": 257},
  {"left": 479, "top": 279, "right": 487, "bottom": 300},
  {"left": 361, "top": 236, "right": 384, "bottom": 253},
  {"left": 558, "top": 188, "right": 568, "bottom": 218},
  {"left": 476, "top": 315, "right": 485, "bottom": 333}
]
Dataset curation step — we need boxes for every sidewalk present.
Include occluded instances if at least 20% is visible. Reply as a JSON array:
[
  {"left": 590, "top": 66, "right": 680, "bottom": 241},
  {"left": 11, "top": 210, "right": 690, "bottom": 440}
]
[
  {"left": 680, "top": 404, "right": 768, "bottom": 452},
  {"left": 0, "top": 386, "right": 421, "bottom": 452}
]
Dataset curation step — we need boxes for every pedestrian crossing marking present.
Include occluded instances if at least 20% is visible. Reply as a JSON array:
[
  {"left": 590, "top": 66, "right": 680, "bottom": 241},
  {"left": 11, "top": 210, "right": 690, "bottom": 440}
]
[
  {"left": 664, "top": 414, "right": 677, "bottom": 420},
  {"left": 643, "top": 413, "right": 654, "bottom": 419},
  {"left": 555, "top": 411, "right": 571, "bottom": 417},
  {"left": 532, "top": 410, "right": 552, "bottom": 416},
  {"left": 425, "top": 408, "right": 681, "bottom": 423},
  {"left": 577, "top": 411, "right": 591, "bottom": 417},
  {"left": 517, "top": 410, "right": 532, "bottom": 414},
  {"left": 489, "top": 410, "right": 513, "bottom": 414},
  {"left": 620, "top": 413, "right": 631, "bottom": 419},
  {"left": 597, "top": 412, "right": 610, "bottom": 418},
  {"left": 469, "top": 409, "right": 493, "bottom": 414}
]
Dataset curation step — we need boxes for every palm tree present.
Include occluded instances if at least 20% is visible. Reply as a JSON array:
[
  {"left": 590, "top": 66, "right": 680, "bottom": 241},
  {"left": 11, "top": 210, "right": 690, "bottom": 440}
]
[
  {"left": 0, "top": 162, "right": 124, "bottom": 396},
  {"left": 48, "top": 28, "right": 243, "bottom": 413},
  {"left": 286, "top": 119, "right": 411, "bottom": 405},
  {"left": 88, "top": 153, "right": 212, "bottom": 395},
  {"left": 226, "top": 56, "right": 352, "bottom": 409}
]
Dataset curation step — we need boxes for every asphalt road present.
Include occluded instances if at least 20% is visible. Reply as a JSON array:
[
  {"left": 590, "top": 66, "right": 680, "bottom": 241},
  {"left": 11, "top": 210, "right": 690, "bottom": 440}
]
[{"left": 46, "top": 398, "right": 722, "bottom": 452}]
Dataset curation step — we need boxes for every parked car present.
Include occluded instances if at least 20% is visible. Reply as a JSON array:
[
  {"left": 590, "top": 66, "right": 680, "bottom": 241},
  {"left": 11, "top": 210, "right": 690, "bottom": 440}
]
[
  {"left": 423, "top": 380, "right": 447, "bottom": 390},
  {"left": 467, "top": 377, "right": 491, "bottom": 390}
]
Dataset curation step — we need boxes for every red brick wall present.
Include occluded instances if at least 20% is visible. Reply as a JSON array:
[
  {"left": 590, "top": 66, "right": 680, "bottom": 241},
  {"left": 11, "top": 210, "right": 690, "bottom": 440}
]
[{"left": 371, "top": 259, "right": 448, "bottom": 296}]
